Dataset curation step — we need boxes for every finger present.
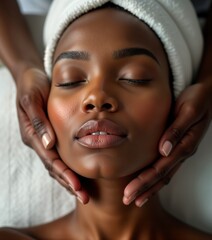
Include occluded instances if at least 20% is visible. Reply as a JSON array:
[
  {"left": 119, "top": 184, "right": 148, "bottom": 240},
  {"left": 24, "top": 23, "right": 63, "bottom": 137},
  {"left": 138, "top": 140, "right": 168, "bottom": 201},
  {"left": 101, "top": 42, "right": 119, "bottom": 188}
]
[
  {"left": 159, "top": 104, "right": 204, "bottom": 157},
  {"left": 74, "top": 190, "right": 90, "bottom": 205},
  {"left": 134, "top": 163, "right": 181, "bottom": 208},
  {"left": 51, "top": 172, "right": 70, "bottom": 189},
  {"left": 19, "top": 95, "right": 55, "bottom": 150},
  {"left": 29, "top": 132, "right": 83, "bottom": 191},
  {"left": 50, "top": 170, "right": 89, "bottom": 204},
  {"left": 123, "top": 165, "right": 160, "bottom": 205},
  {"left": 51, "top": 159, "right": 82, "bottom": 192},
  {"left": 17, "top": 100, "right": 90, "bottom": 203},
  {"left": 123, "top": 117, "right": 209, "bottom": 205}
]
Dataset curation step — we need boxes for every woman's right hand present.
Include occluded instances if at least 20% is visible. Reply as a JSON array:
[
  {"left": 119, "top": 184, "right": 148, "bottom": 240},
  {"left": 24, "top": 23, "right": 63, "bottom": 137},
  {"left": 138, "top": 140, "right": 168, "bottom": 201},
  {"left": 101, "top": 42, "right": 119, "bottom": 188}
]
[{"left": 15, "top": 67, "right": 89, "bottom": 204}]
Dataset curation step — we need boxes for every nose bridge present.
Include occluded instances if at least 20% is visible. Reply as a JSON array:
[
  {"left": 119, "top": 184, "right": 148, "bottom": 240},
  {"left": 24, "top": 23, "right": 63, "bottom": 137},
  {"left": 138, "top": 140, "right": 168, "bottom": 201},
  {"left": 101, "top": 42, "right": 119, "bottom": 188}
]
[
  {"left": 82, "top": 76, "right": 118, "bottom": 112},
  {"left": 90, "top": 77, "right": 110, "bottom": 98}
]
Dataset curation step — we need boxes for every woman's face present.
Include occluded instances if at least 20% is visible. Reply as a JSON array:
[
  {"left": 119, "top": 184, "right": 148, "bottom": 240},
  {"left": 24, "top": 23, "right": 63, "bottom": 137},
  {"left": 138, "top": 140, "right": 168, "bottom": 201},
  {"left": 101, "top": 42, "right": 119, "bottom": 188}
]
[{"left": 48, "top": 8, "right": 172, "bottom": 179}]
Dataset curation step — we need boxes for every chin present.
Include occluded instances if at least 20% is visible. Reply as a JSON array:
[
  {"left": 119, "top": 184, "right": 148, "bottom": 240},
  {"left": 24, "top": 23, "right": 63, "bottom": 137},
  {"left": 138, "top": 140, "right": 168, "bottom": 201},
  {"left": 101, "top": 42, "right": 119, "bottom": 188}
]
[{"left": 61, "top": 150, "right": 157, "bottom": 180}]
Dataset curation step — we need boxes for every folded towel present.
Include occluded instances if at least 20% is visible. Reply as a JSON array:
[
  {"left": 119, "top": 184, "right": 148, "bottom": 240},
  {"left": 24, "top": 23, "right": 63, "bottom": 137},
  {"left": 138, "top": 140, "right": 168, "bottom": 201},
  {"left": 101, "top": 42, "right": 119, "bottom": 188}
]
[
  {"left": 43, "top": 0, "right": 203, "bottom": 97},
  {"left": 0, "top": 67, "right": 75, "bottom": 227}
]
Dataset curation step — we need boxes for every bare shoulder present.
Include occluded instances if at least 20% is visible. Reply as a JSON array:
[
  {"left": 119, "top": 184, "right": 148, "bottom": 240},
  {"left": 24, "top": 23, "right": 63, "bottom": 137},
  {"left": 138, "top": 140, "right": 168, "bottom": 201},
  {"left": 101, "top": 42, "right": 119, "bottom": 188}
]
[
  {"left": 0, "top": 227, "right": 35, "bottom": 240},
  {"left": 11, "top": 212, "right": 76, "bottom": 240}
]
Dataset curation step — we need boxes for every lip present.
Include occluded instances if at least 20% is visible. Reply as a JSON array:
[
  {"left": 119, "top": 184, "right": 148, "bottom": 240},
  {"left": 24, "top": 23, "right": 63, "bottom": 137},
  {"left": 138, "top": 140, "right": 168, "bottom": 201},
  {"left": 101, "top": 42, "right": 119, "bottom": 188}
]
[{"left": 75, "top": 119, "right": 127, "bottom": 149}]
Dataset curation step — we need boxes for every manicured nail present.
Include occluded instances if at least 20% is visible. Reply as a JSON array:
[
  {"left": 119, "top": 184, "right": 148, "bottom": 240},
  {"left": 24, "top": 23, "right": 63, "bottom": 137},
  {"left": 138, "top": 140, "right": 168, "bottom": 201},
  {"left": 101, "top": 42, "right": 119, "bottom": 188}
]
[
  {"left": 137, "top": 198, "right": 148, "bottom": 208},
  {"left": 162, "top": 141, "right": 172, "bottom": 156},
  {"left": 42, "top": 133, "right": 51, "bottom": 149}
]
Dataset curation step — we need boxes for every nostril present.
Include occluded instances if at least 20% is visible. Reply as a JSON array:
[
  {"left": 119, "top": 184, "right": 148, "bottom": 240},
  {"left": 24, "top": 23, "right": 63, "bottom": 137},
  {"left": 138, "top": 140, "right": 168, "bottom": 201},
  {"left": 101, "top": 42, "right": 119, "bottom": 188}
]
[
  {"left": 102, "top": 103, "right": 112, "bottom": 110},
  {"left": 85, "top": 104, "right": 95, "bottom": 111}
]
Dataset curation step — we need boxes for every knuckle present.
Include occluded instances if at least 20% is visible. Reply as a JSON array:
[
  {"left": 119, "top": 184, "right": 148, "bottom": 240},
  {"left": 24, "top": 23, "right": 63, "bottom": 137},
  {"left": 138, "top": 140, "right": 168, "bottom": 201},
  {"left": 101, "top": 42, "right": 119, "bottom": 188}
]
[
  {"left": 32, "top": 117, "right": 45, "bottom": 134},
  {"left": 136, "top": 175, "right": 151, "bottom": 192},
  {"left": 43, "top": 157, "right": 54, "bottom": 172},
  {"left": 152, "top": 166, "right": 170, "bottom": 180},
  {"left": 20, "top": 94, "right": 33, "bottom": 109},
  {"left": 179, "top": 140, "right": 196, "bottom": 157},
  {"left": 183, "top": 104, "right": 197, "bottom": 118},
  {"left": 140, "top": 183, "right": 151, "bottom": 193},
  {"left": 60, "top": 167, "right": 69, "bottom": 180},
  {"left": 170, "top": 128, "right": 182, "bottom": 141},
  {"left": 21, "top": 130, "right": 36, "bottom": 147}
]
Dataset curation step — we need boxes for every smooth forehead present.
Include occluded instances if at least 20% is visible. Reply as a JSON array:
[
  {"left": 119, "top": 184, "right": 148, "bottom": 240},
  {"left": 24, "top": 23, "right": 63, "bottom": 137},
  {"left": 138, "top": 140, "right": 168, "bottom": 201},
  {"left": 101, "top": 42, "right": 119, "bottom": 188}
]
[{"left": 54, "top": 7, "right": 168, "bottom": 67}]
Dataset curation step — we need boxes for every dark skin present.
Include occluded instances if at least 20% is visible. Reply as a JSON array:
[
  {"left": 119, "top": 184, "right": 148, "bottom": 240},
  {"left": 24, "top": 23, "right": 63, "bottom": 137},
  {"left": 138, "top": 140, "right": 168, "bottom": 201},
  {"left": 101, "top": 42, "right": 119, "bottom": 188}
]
[
  {"left": 1, "top": 8, "right": 211, "bottom": 240},
  {"left": 0, "top": 0, "right": 211, "bottom": 206}
]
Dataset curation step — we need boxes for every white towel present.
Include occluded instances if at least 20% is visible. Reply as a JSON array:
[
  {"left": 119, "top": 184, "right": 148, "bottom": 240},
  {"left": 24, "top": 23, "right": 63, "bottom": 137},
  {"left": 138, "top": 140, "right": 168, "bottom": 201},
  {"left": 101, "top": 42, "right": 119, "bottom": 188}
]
[
  {"left": 0, "top": 67, "right": 75, "bottom": 227},
  {"left": 43, "top": 0, "right": 203, "bottom": 97}
]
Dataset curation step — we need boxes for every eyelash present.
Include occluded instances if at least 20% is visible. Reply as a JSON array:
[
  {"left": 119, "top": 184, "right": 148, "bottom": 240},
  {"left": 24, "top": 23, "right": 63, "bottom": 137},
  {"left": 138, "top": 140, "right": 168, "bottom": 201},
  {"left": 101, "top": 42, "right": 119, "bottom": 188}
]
[
  {"left": 55, "top": 80, "right": 86, "bottom": 88},
  {"left": 55, "top": 78, "right": 151, "bottom": 88},
  {"left": 120, "top": 78, "right": 152, "bottom": 85}
]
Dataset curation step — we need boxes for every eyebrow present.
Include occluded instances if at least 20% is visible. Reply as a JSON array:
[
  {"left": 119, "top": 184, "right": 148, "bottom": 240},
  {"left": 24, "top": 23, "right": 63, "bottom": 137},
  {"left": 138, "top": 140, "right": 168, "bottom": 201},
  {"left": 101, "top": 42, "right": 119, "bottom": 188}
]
[
  {"left": 54, "top": 51, "right": 90, "bottom": 64},
  {"left": 113, "top": 47, "right": 159, "bottom": 64},
  {"left": 54, "top": 47, "right": 159, "bottom": 65}
]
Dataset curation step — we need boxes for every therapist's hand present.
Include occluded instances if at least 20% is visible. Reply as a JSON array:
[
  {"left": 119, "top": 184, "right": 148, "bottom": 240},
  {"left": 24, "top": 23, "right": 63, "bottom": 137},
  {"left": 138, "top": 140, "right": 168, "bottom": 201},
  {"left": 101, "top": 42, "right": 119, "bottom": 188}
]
[
  {"left": 16, "top": 67, "right": 89, "bottom": 204},
  {"left": 123, "top": 82, "right": 211, "bottom": 207}
]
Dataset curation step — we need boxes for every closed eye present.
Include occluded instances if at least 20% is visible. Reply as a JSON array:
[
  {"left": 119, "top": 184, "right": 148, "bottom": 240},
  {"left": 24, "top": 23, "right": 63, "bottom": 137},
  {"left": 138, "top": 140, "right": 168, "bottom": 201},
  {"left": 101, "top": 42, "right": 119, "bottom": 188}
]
[
  {"left": 119, "top": 78, "right": 152, "bottom": 86},
  {"left": 55, "top": 80, "right": 86, "bottom": 88}
]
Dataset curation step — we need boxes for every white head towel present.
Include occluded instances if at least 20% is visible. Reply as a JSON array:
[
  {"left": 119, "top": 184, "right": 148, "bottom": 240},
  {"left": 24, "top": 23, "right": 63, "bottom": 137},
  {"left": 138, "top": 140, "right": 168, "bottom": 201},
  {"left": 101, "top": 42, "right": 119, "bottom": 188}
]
[{"left": 44, "top": 0, "right": 203, "bottom": 97}]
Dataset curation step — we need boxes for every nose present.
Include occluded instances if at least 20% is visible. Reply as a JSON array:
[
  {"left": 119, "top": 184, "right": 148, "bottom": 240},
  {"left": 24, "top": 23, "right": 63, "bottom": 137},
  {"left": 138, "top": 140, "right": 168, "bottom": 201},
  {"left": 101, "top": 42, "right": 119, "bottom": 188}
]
[{"left": 82, "top": 86, "right": 118, "bottom": 113}]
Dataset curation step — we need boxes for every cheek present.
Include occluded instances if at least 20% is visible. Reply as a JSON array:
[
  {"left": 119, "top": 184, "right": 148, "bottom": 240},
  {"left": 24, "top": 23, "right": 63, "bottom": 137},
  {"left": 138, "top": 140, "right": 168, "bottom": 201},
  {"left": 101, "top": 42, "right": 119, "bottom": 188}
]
[
  {"left": 47, "top": 94, "right": 79, "bottom": 157},
  {"left": 139, "top": 95, "right": 171, "bottom": 130},
  {"left": 48, "top": 97, "right": 68, "bottom": 133},
  {"left": 129, "top": 89, "right": 172, "bottom": 162}
]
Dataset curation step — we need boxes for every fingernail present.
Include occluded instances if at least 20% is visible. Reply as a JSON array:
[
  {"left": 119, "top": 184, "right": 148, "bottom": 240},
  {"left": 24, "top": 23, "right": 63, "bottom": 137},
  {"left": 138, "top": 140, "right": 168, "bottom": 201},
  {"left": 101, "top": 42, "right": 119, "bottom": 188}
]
[
  {"left": 42, "top": 133, "right": 51, "bottom": 149},
  {"left": 162, "top": 141, "right": 172, "bottom": 156},
  {"left": 76, "top": 193, "right": 84, "bottom": 204},
  {"left": 123, "top": 191, "right": 138, "bottom": 205},
  {"left": 137, "top": 198, "right": 148, "bottom": 208}
]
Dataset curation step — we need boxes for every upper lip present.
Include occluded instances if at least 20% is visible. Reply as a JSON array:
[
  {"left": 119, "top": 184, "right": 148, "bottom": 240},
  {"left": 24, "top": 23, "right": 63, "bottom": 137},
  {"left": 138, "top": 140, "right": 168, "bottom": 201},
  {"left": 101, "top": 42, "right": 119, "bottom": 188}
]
[{"left": 75, "top": 119, "right": 127, "bottom": 139}]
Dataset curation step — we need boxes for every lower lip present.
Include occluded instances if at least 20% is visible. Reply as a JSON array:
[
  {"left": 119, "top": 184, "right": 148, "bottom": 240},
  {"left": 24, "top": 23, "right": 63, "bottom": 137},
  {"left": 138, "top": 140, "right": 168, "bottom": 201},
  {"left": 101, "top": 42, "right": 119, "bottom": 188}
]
[{"left": 76, "top": 135, "right": 126, "bottom": 149}]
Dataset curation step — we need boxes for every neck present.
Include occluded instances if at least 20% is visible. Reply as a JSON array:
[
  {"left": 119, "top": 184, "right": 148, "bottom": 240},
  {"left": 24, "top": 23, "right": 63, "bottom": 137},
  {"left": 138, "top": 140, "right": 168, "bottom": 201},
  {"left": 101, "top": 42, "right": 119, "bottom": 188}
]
[{"left": 72, "top": 176, "right": 166, "bottom": 240}]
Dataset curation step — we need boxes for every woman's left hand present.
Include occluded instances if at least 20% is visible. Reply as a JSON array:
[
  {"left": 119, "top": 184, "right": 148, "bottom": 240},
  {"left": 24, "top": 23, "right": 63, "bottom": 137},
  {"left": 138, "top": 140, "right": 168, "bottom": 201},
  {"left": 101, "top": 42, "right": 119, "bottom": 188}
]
[{"left": 123, "top": 82, "right": 211, "bottom": 207}]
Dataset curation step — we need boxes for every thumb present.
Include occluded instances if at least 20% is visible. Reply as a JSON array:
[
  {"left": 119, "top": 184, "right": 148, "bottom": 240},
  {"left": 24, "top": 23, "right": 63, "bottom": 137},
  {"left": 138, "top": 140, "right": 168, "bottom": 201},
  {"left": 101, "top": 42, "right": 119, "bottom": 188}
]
[{"left": 159, "top": 106, "right": 198, "bottom": 157}]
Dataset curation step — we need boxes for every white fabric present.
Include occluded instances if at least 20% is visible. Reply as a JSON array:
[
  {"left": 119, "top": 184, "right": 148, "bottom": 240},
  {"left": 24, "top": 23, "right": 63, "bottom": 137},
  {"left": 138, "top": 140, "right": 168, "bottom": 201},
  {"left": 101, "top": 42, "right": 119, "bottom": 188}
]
[
  {"left": 0, "top": 67, "right": 75, "bottom": 227},
  {"left": 43, "top": 0, "right": 203, "bottom": 98},
  {"left": 17, "top": 0, "right": 52, "bottom": 14}
]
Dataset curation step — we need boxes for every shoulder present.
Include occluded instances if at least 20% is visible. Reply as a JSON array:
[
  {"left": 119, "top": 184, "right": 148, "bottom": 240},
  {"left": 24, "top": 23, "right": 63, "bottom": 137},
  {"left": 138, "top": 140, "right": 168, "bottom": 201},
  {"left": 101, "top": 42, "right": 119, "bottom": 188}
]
[
  {"left": 0, "top": 227, "right": 34, "bottom": 240},
  {"left": 1, "top": 212, "right": 77, "bottom": 240}
]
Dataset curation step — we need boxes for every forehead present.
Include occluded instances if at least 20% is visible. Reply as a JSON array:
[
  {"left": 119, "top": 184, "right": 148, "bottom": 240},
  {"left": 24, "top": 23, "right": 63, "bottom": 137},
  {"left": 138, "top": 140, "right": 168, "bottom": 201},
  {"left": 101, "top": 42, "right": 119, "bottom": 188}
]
[{"left": 54, "top": 7, "right": 167, "bottom": 67}]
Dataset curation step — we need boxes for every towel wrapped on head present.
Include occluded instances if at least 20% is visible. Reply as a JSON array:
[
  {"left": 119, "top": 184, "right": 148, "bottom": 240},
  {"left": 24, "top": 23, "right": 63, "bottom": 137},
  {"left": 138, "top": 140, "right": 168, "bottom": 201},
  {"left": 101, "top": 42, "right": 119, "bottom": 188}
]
[{"left": 44, "top": 0, "right": 203, "bottom": 98}]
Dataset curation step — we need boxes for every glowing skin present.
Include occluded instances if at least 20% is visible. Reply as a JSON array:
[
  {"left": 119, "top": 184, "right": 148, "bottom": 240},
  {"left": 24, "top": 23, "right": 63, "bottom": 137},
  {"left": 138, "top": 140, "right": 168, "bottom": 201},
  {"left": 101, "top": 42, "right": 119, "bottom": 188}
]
[
  {"left": 48, "top": 8, "right": 172, "bottom": 179},
  {"left": 2, "top": 6, "right": 211, "bottom": 240}
]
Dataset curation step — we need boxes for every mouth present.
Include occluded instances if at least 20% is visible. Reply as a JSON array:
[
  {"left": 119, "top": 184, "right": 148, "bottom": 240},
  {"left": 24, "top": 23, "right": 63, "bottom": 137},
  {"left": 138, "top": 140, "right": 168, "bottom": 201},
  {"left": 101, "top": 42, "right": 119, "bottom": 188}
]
[{"left": 75, "top": 119, "right": 127, "bottom": 149}]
